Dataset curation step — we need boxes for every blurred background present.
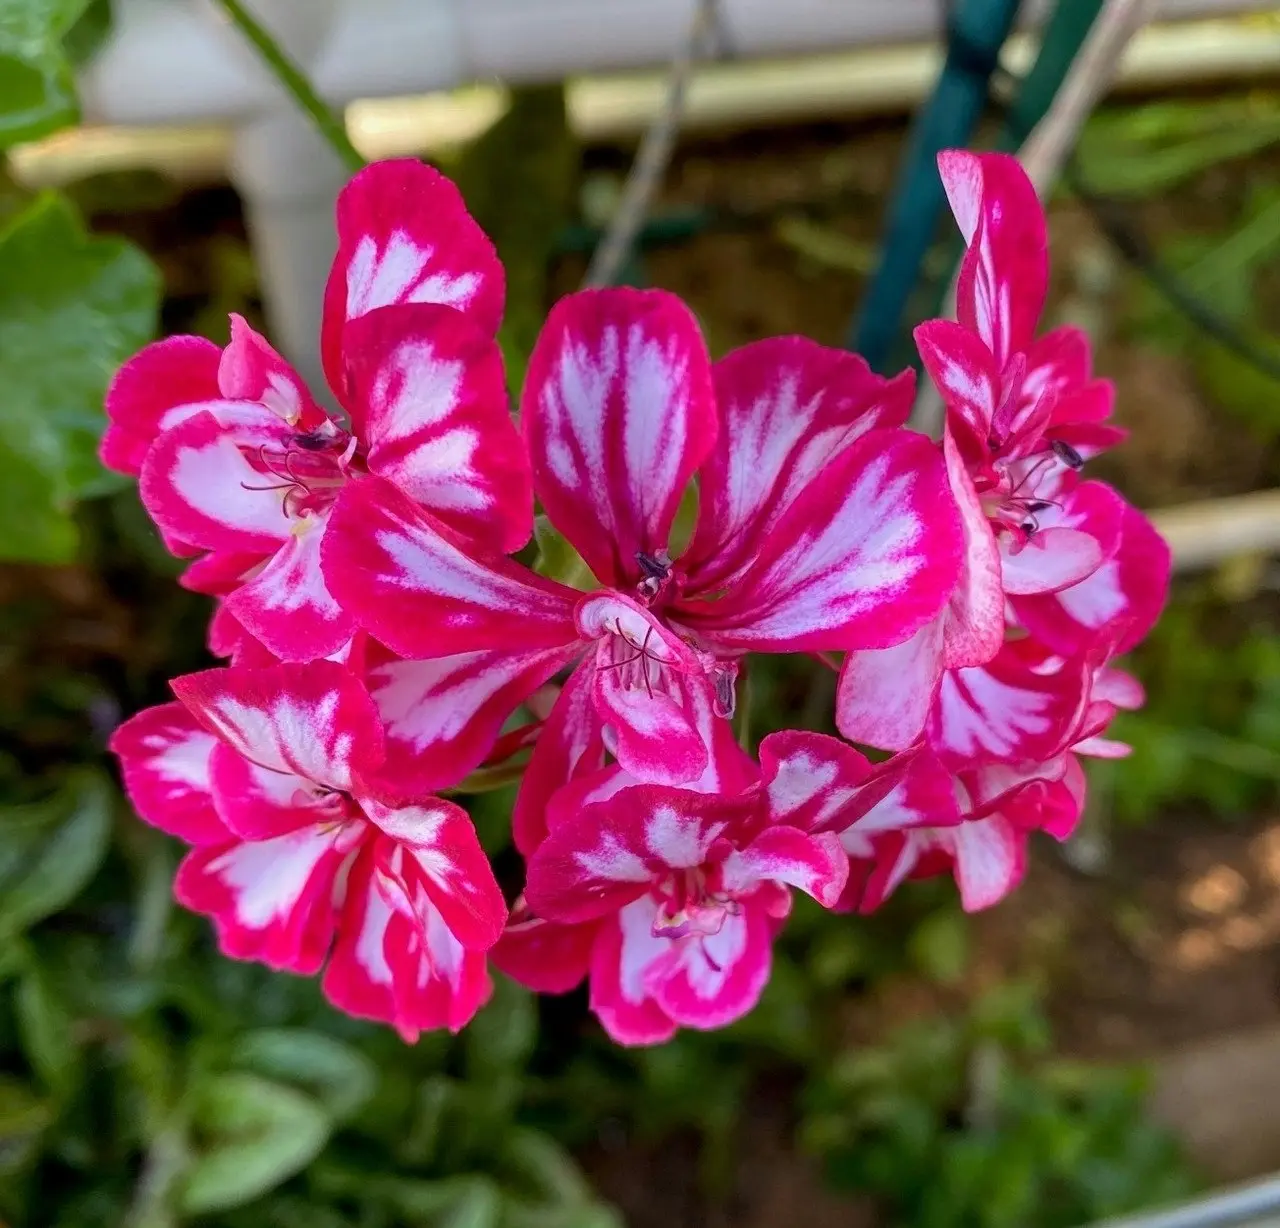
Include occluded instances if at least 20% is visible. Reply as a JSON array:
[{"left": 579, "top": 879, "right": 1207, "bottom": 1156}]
[{"left": 7, "top": 1, "right": 1280, "bottom": 1225}]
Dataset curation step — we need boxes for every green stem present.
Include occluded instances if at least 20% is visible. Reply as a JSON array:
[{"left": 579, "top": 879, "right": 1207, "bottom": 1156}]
[{"left": 213, "top": 0, "right": 364, "bottom": 174}]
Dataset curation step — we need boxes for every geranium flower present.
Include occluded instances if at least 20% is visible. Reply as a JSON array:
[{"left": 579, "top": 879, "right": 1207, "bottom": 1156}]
[
  {"left": 109, "top": 661, "right": 506, "bottom": 1039},
  {"left": 324, "top": 287, "right": 963, "bottom": 797},
  {"left": 101, "top": 160, "right": 530, "bottom": 661}
]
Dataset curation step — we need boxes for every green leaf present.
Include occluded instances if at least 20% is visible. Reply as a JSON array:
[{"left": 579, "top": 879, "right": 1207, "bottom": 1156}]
[
  {"left": 0, "top": 0, "right": 90, "bottom": 147},
  {"left": 0, "top": 192, "right": 160, "bottom": 562},
  {"left": 16, "top": 961, "right": 79, "bottom": 1096},
  {"left": 908, "top": 909, "right": 970, "bottom": 986},
  {"left": 0, "top": 1074, "right": 53, "bottom": 1175},
  {"left": 229, "top": 1029, "right": 376, "bottom": 1121},
  {"left": 501, "top": 1128, "right": 593, "bottom": 1206},
  {"left": 0, "top": 768, "right": 112, "bottom": 936},
  {"left": 466, "top": 975, "right": 536, "bottom": 1077},
  {"left": 179, "top": 1073, "right": 331, "bottom": 1215},
  {"left": 533, "top": 515, "right": 594, "bottom": 590}
]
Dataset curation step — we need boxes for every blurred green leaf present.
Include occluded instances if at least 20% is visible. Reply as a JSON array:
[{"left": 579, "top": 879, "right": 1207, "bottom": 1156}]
[
  {"left": 0, "top": 192, "right": 160, "bottom": 562},
  {"left": 0, "top": 1073, "right": 53, "bottom": 1175},
  {"left": 229, "top": 1029, "right": 376, "bottom": 1121},
  {"left": 179, "top": 1073, "right": 330, "bottom": 1215},
  {"left": 0, "top": 769, "right": 112, "bottom": 936},
  {"left": 16, "top": 961, "right": 79, "bottom": 1096},
  {"left": 467, "top": 976, "right": 536, "bottom": 1078},
  {"left": 0, "top": 0, "right": 91, "bottom": 148},
  {"left": 908, "top": 908, "right": 970, "bottom": 986},
  {"left": 1078, "top": 95, "right": 1280, "bottom": 197}
]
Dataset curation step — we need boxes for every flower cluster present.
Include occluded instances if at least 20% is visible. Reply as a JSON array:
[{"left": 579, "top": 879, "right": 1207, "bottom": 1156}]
[{"left": 105, "top": 152, "right": 1168, "bottom": 1044}]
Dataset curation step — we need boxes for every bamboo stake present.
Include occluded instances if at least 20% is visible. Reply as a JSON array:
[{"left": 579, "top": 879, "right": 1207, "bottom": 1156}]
[{"left": 1150, "top": 489, "right": 1280, "bottom": 572}]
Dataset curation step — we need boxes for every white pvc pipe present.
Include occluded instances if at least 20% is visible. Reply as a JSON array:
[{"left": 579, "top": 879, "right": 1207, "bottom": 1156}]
[
  {"left": 73, "top": 0, "right": 1280, "bottom": 398},
  {"left": 80, "top": 0, "right": 1280, "bottom": 127}
]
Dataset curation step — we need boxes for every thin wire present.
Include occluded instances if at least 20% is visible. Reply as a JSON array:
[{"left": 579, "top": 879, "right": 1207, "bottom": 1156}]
[{"left": 583, "top": 0, "right": 723, "bottom": 288}]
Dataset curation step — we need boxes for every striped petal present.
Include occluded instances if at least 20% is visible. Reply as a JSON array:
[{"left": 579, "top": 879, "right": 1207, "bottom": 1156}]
[
  {"left": 109, "top": 702, "right": 229, "bottom": 845},
  {"left": 170, "top": 660, "right": 384, "bottom": 794},
  {"left": 361, "top": 644, "right": 578, "bottom": 799},
  {"left": 684, "top": 336, "right": 913, "bottom": 592},
  {"left": 522, "top": 287, "right": 717, "bottom": 587},
  {"left": 685, "top": 428, "right": 961, "bottom": 653},
  {"left": 322, "top": 475, "right": 580, "bottom": 658},
  {"left": 343, "top": 303, "right": 532, "bottom": 552},
  {"left": 322, "top": 159, "right": 504, "bottom": 397},
  {"left": 175, "top": 820, "right": 362, "bottom": 973}
]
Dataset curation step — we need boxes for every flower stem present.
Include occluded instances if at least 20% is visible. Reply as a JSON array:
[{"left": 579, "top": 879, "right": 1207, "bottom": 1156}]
[{"left": 213, "top": 0, "right": 365, "bottom": 174}]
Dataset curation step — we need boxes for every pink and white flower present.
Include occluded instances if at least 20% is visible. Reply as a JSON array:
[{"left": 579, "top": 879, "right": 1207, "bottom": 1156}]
[
  {"left": 513, "top": 751, "right": 849, "bottom": 1044},
  {"left": 103, "top": 160, "right": 529, "bottom": 661},
  {"left": 324, "top": 287, "right": 963, "bottom": 794},
  {"left": 109, "top": 661, "right": 506, "bottom": 1039}
]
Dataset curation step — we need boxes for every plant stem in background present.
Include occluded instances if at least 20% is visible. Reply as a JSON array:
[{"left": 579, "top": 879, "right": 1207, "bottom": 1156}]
[{"left": 212, "top": 0, "right": 365, "bottom": 174}]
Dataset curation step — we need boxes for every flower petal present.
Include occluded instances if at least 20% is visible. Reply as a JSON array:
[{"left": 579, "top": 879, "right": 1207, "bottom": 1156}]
[
  {"left": 525, "top": 786, "right": 753, "bottom": 926},
  {"left": 109, "top": 702, "right": 229, "bottom": 844},
  {"left": 322, "top": 475, "right": 579, "bottom": 658},
  {"left": 688, "top": 428, "right": 961, "bottom": 652},
  {"left": 322, "top": 159, "right": 504, "bottom": 397},
  {"left": 170, "top": 660, "right": 384, "bottom": 793},
  {"left": 223, "top": 517, "right": 355, "bottom": 662},
  {"left": 943, "top": 150, "right": 1047, "bottom": 368},
  {"left": 101, "top": 335, "right": 231, "bottom": 475},
  {"left": 915, "top": 318, "right": 1002, "bottom": 465},
  {"left": 523, "top": 287, "right": 717, "bottom": 587},
  {"left": 179, "top": 550, "right": 266, "bottom": 597},
  {"left": 359, "top": 797, "right": 508, "bottom": 951},
  {"left": 941, "top": 430, "right": 1005, "bottom": 665},
  {"left": 648, "top": 896, "right": 774, "bottom": 1031},
  {"left": 719, "top": 827, "right": 848, "bottom": 907},
  {"left": 512, "top": 662, "right": 606, "bottom": 857},
  {"left": 588, "top": 898, "right": 679, "bottom": 1046},
  {"left": 684, "top": 336, "right": 913, "bottom": 592},
  {"left": 1011, "top": 500, "right": 1170, "bottom": 657},
  {"left": 758, "top": 728, "right": 892, "bottom": 832},
  {"left": 174, "top": 821, "right": 360, "bottom": 973},
  {"left": 207, "top": 741, "right": 345, "bottom": 841},
  {"left": 139, "top": 408, "right": 297, "bottom": 555},
  {"left": 343, "top": 303, "right": 532, "bottom": 552},
  {"left": 927, "top": 639, "right": 1090, "bottom": 768},
  {"left": 937, "top": 815, "right": 1027, "bottom": 912},
  {"left": 360, "top": 644, "right": 577, "bottom": 799},
  {"left": 577, "top": 591, "right": 712, "bottom": 786},
  {"left": 491, "top": 899, "right": 599, "bottom": 995},
  {"left": 837, "top": 620, "right": 946, "bottom": 752},
  {"left": 323, "top": 842, "right": 492, "bottom": 1039},
  {"left": 218, "top": 314, "right": 327, "bottom": 428}
]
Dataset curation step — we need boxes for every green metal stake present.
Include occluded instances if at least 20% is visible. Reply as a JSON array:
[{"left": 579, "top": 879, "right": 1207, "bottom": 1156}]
[
  {"left": 901, "top": 0, "right": 1108, "bottom": 363},
  {"left": 849, "top": 0, "right": 1023, "bottom": 372}
]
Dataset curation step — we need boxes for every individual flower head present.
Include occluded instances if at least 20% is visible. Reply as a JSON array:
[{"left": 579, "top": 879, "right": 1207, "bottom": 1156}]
[
  {"left": 102, "top": 160, "right": 531, "bottom": 662},
  {"left": 837, "top": 148, "right": 1165, "bottom": 752},
  {"left": 324, "top": 287, "right": 963, "bottom": 801},
  {"left": 495, "top": 724, "right": 966, "bottom": 1043},
  {"left": 499, "top": 729, "right": 856, "bottom": 1045},
  {"left": 108, "top": 661, "right": 506, "bottom": 1039}
]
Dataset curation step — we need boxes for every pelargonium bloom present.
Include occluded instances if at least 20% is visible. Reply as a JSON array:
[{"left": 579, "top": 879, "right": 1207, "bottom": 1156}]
[
  {"left": 496, "top": 728, "right": 929, "bottom": 1044},
  {"left": 108, "top": 661, "right": 506, "bottom": 1038},
  {"left": 837, "top": 148, "right": 1165, "bottom": 751},
  {"left": 102, "top": 159, "right": 530, "bottom": 661},
  {"left": 324, "top": 286, "right": 963, "bottom": 804}
]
